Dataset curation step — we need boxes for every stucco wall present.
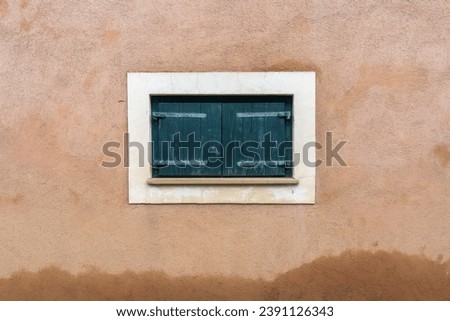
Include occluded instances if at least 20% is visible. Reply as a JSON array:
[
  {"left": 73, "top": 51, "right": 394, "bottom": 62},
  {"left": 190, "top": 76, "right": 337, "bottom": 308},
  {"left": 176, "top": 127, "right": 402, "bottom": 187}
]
[{"left": 0, "top": 0, "right": 449, "bottom": 299}]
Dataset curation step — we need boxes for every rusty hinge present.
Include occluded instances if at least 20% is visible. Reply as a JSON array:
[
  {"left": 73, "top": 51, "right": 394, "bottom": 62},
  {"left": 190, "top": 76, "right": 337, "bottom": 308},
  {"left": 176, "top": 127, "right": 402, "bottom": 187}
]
[
  {"left": 236, "top": 111, "right": 291, "bottom": 119},
  {"left": 152, "top": 112, "right": 207, "bottom": 120}
]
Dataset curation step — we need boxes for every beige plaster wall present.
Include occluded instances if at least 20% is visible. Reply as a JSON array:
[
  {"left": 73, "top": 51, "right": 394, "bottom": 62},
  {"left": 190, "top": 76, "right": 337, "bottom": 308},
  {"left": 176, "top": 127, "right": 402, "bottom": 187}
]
[{"left": 0, "top": 0, "right": 449, "bottom": 299}]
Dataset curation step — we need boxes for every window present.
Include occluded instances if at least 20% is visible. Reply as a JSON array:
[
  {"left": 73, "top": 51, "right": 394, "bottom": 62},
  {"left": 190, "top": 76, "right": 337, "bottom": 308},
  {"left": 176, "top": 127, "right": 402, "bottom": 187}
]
[
  {"left": 128, "top": 72, "right": 315, "bottom": 204},
  {"left": 151, "top": 95, "right": 293, "bottom": 179}
]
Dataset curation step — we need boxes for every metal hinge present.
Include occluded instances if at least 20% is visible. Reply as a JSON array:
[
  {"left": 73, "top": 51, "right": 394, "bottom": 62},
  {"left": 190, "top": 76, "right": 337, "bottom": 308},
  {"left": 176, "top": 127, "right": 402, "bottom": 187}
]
[
  {"left": 152, "top": 112, "right": 207, "bottom": 120},
  {"left": 152, "top": 160, "right": 207, "bottom": 167},
  {"left": 237, "top": 160, "right": 292, "bottom": 167},
  {"left": 236, "top": 111, "right": 291, "bottom": 119}
]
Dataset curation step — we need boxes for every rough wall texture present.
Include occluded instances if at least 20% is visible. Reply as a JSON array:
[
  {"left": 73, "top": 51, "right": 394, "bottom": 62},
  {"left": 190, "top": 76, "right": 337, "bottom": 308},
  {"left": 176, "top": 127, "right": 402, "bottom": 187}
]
[{"left": 0, "top": 0, "right": 449, "bottom": 299}]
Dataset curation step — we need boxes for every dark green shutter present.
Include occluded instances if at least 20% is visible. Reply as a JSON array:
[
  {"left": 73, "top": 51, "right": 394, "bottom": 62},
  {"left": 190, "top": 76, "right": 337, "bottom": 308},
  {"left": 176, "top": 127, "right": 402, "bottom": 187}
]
[
  {"left": 222, "top": 97, "right": 292, "bottom": 177},
  {"left": 151, "top": 95, "right": 292, "bottom": 178},
  {"left": 151, "top": 96, "right": 221, "bottom": 177}
]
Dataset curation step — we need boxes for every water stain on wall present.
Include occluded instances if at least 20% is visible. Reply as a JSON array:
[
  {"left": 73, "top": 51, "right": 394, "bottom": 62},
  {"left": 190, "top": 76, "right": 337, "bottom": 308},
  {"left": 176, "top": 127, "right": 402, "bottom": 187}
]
[
  {"left": 101, "top": 30, "right": 121, "bottom": 46},
  {"left": 83, "top": 67, "right": 103, "bottom": 91},
  {"left": 0, "top": 193, "right": 24, "bottom": 205},
  {"left": 255, "top": 59, "right": 319, "bottom": 73},
  {"left": 290, "top": 14, "right": 311, "bottom": 33},
  {"left": 433, "top": 144, "right": 450, "bottom": 167},
  {"left": 0, "top": 250, "right": 448, "bottom": 300},
  {"left": 19, "top": 0, "right": 28, "bottom": 10},
  {"left": 0, "top": 0, "right": 9, "bottom": 18},
  {"left": 332, "top": 66, "right": 428, "bottom": 112},
  {"left": 19, "top": 18, "right": 31, "bottom": 32},
  {"left": 68, "top": 189, "right": 80, "bottom": 205}
]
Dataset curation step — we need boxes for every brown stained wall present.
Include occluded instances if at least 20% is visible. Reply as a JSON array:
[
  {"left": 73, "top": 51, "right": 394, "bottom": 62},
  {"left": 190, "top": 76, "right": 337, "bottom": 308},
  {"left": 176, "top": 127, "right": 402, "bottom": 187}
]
[
  {"left": 1, "top": 251, "right": 449, "bottom": 300},
  {"left": 0, "top": 0, "right": 449, "bottom": 299}
]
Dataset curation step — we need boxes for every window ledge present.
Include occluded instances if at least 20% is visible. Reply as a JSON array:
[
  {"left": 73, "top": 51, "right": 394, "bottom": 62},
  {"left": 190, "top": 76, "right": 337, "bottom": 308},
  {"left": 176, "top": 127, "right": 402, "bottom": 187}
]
[{"left": 147, "top": 178, "right": 299, "bottom": 185}]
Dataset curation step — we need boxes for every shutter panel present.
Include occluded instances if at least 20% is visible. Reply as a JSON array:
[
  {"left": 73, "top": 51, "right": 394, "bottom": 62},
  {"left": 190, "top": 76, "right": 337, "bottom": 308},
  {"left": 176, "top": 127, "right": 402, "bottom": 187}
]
[
  {"left": 151, "top": 97, "right": 221, "bottom": 177},
  {"left": 222, "top": 97, "right": 292, "bottom": 177}
]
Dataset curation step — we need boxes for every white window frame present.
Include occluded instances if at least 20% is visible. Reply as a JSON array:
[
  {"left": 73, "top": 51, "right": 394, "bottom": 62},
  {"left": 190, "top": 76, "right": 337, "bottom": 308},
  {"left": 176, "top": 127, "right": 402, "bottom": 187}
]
[{"left": 127, "top": 72, "right": 315, "bottom": 204}]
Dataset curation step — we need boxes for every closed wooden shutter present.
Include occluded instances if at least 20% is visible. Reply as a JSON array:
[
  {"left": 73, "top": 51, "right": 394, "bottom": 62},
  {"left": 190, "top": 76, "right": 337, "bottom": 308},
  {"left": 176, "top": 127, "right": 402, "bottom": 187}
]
[
  {"left": 222, "top": 97, "right": 292, "bottom": 177},
  {"left": 151, "top": 95, "right": 292, "bottom": 178},
  {"left": 151, "top": 96, "right": 222, "bottom": 177}
]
